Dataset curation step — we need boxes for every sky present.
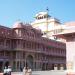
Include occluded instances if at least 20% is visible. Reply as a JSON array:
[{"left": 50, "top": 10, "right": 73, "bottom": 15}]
[{"left": 0, "top": 0, "right": 75, "bottom": 27}]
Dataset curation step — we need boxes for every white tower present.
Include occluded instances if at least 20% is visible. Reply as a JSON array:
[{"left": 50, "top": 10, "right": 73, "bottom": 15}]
[{"left": 31, "top": 11, "right": 63, "bottom": 40}]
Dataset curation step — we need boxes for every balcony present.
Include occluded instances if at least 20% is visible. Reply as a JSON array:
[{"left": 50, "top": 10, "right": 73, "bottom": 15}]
[
  {"left": 0, "top": 45, "right": 10, "bottom": 50},
  {"left": 12, "top": 47, "right": 44, "bottom": 54}
]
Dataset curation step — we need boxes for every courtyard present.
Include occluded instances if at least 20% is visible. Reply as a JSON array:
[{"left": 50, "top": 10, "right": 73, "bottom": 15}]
[{"left": 0, "top": 70, "right": 67, "bottom": 75}]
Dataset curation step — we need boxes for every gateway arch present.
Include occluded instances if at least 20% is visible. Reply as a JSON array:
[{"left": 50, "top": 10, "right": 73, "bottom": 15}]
[{"left": 26, "top": 55, "right": 34, "bottom": 69}]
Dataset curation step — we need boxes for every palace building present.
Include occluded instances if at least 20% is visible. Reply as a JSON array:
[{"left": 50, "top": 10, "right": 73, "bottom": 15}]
[{"left": 0, "top": 21, "right": 66, "bottom": 72}]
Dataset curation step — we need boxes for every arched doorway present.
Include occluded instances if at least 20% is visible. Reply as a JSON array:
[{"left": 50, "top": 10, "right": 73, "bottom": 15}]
[{"left": 26, "top": 55, "right": 33, "bottom": 69}]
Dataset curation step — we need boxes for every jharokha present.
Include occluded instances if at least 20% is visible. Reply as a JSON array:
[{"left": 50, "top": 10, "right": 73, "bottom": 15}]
[{"left": 0, "top": 21, "right": 66, "bottom": 72}]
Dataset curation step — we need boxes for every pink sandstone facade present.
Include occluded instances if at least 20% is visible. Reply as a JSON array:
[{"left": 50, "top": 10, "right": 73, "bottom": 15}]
[
  {"left": 0, "top": 22, "right": 66, "bottom": 72},
  {"left": 54, "top": 22, "right": 75, "bottom": 74}
]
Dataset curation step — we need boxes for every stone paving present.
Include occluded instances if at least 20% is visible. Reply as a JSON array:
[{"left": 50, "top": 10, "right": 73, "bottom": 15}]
[{"left": 11, "top": 70, "right": 67, "bottom": 75}]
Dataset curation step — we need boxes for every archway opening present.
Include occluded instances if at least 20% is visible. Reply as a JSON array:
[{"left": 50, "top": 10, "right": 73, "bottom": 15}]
[{"left": 26, "top": 55, "right": 33, "bottom": 69}]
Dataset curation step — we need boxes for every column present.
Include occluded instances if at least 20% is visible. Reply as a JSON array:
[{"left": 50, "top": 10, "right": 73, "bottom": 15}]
[
  {"left": 40, "top": 62, "right": 42, "bottom": 70},
  {"left": 35, "top": 61, "right": 38, "bottom": 70},
  {"left": 13, "top": 61, "right": 16, "bottom": 71},
  {"left": 15, "top": 61, "right": 17, "bottom": 71},
  {"left": 4, "top": 39, "right": 6, "bottom": 46},
  {"left": 34, "top": 61, "right": 36, "bottom": 70}
]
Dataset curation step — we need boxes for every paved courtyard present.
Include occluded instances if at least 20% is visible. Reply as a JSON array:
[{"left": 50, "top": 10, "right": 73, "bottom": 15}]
[{"left": 11, "top": 70, "right": 67, "bottom": 75}]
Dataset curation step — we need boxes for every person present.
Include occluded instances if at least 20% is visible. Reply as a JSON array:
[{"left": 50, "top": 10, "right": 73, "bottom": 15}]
[
  {"left": 23, "top": 67, "right": 27, "bottom": 75},
  {"left": 3, "top": 67, "right": 8, "bottom": 75},
  {"left": 7, "top": 66, "right": 12, "bottom": 75},
  {"left": 26, "top": 67, "right": 32, "bottom": 75}
]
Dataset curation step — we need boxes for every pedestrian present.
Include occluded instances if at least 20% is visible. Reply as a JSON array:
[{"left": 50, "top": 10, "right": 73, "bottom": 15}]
[
  {"left": 23, "top": 67, "right": 27, "bottom": 75},
  {"left": 3, "top": 67, "right": 7, "bottom": 75},
  {"left": 7, "top": 66, "right": 12, "bottom": 75},
  {"left": 26, "top": 67, "right": 32, "bottom": 75}
]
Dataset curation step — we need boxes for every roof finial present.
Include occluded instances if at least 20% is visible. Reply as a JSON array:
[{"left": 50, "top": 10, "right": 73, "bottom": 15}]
[
  {"left": 46, "top": 7, "right": 51, "bottom": 18},
  {"left": 46, "top": 7, "right": 49, "bottom": 13}
]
